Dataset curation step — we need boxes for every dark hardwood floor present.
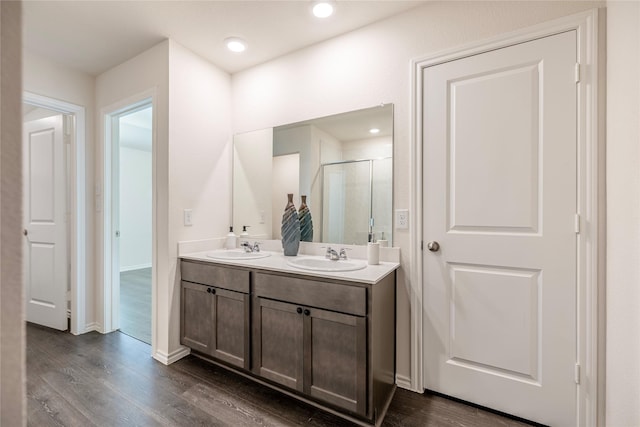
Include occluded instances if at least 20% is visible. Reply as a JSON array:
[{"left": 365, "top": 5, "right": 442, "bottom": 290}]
[
  {"left": 27, "top": 323, "right": 532, "bottom": 427},
  {"left": 120, "top": 267, "right": 152, "bottom": 344}
]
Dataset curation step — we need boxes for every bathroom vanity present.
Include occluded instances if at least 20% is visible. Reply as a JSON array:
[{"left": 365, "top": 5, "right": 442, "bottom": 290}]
[{"left": 179, "top": 251, "right": 398, "bottom": 426}]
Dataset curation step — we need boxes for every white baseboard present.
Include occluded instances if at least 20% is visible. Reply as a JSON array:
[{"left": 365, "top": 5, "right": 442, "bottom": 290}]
[
  {"left": 153, "top": 346, "right": 190, "bottom": 365},
  {"left": 83, "top": 322, "right": 101, "bottom": 333},
  {"left": 396, "top": 374, "right": 418, "bottom": 392}
]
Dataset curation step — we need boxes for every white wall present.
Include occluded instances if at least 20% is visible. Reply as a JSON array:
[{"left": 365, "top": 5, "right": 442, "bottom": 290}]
[
  {"left": 233, "top": 128, "right": 273, "bottom": 239},
  {"left": 605, "top": 1, "right": 640, "bottom": 425},
  {"left": 232, "top": 0, "right": 603, "bottom": 390},
  {"left": 0, "top": 1, "right": 24, "bottom": 423},
  {"left": 119, "top": 145, "right": 152, "bottom": 271},
  {"left": 167, "top": 40, "right": 232, "bottom": 355},
  {"left": 95, "top": 40, "right": 170, "bottom": 356},
  {"left": 342, "top": 135, "right": 392, "bottom": 160},
  {"left": 96, "top": 39, "right": 232, "bottom": 361},
  {"left": 23, "top": 50, "right": 96, "bottom": 331}
]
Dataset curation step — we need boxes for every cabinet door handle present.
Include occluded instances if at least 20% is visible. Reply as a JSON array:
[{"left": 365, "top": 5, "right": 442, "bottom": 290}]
[
  {"left": 303, "top": 309, "right": 310, "bottom": 316},
  {"left": 206, "top": 288, "right": 211, "bottom": 293},
  {"left": 296, "top": 307, "right": 303, "bottom": 314},
  {"left": 211, "top": 288, "right": 216, "bottom": 295}
]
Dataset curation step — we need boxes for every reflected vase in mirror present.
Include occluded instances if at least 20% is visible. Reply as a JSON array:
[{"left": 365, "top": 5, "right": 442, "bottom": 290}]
[
  {"left": 298, "top": 195, "right": 313, "bottom": 242},
  {"left": 281, "top": 193, "right": 301, "bottom": 256}
]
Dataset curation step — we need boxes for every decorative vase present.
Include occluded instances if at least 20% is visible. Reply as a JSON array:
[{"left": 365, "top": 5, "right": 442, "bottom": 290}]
[
  {"left": 298, "top": 195, "right": 313, "bottom": 242},
  {"left": 281, "top": 193, "right": 301, "bottom": 256}
]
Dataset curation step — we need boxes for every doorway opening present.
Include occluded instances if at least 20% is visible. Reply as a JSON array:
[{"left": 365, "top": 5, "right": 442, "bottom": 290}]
[{"left": 107, "top": 101, "right": 153, "bottom": 344}]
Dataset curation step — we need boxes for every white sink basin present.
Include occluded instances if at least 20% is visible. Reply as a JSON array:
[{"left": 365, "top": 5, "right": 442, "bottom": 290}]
[
  {"left": 206, "top": 250, "right": 271, "bottom": 260},
  {"left": 287, "top": 257, "right": 366, "bottom": 272}
]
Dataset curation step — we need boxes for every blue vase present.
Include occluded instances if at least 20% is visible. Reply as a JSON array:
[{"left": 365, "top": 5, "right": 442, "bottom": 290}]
[
  {"left": 281, "top": 193, "right": 300, "bottom": 256},
  {"left": 298, "top": 195, "right": 313, "bottom": 242}
]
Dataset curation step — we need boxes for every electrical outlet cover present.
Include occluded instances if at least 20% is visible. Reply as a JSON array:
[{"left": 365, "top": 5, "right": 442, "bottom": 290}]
[{"left": 395, "top": 209, "right": 409, "bottom": 229}]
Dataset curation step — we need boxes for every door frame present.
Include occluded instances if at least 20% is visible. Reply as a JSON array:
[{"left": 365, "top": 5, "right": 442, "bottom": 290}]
[
  {"left": 23, "top": 91, "right": 87, "bottom": 335},
  {"left": 100, "top": 90, "right": 156, "bottom": 344},
  {"left": 408, "top": 9, "right": 603, "bottom": 426}
]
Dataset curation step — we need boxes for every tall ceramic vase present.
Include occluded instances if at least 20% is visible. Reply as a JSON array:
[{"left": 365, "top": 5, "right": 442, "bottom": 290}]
[
  {"left": 298, "top": 195, "right": 313, "bottom": 242},
  {"left": 281, "top": 193, "right": 301, "bottom": 256}
]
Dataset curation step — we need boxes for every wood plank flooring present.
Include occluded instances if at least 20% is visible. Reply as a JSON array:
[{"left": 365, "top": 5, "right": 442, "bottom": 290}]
[
  {"left": 27, "top": 323, "right": 534, "bottom": 427},
  {"left": 120, "top": 267, "right": 151, "bottom": 344}
]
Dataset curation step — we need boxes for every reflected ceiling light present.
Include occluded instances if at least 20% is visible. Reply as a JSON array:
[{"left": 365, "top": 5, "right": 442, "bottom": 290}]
[
  {"left": 369, "top": 128, "right": 380, "bottom": 134},
  {"left": 313, "top": 2, "right": 334, "bottom": 18},
  {"left": 225, "top": 37, "right": 247, "bottom": 53}
]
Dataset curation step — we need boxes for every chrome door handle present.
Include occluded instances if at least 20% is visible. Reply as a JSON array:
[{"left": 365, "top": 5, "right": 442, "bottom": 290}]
[{"left": 427, "top": 241, "right": 440, "bottom": 252}]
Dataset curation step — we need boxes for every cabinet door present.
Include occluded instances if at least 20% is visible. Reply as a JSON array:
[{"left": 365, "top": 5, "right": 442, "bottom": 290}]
[
  {"left": 253, "top": 297, "right": 304, "bottom": 392},
  {"left": 180, "top": 281, "right": 212, "bottom": 354},
  {"left": 211, "top": 288, "right": 250, "bottom": 370},
  {"left": 304, "top": 307, "right": 367, "bottom": 416}
]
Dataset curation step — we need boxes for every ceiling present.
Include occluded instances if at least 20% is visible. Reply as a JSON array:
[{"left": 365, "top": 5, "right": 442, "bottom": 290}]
[
  {"left": 278, "top": 103, "right": 392, "bottom": 141},
  {"left": 23, "top": 1, "right": 426, "bottom": 76}
]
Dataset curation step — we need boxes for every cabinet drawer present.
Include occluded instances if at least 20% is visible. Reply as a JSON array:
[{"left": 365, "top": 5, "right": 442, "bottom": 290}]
[
  {"left": 181, "top": 260, "right": 250, "bottom": 293},
  {"left": 254, "top": 273, "right": 366, "bottom": 316}
]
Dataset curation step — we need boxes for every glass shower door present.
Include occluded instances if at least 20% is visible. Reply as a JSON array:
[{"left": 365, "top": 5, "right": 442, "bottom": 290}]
[{"left": 322, "top": 161, "right": 371, "bottom": 245}]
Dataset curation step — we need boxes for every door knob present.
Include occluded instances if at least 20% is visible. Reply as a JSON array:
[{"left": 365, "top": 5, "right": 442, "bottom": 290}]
[
  {"left": 23, "top": 229, "right": 28, "bottom": 236},
  {"left": 427, "top": 241, "right": 440, "bottom": 252}
]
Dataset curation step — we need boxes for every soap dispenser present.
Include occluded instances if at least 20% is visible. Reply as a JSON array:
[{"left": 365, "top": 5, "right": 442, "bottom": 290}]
[
  {"left": 240, "top": 225, "right": 250, "bottom": 237},
  {"left": 225, "top": 226, "right": 237, "bottom": 249}
]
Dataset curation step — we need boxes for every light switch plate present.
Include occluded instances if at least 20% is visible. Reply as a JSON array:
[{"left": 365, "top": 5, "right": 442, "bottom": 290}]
[
  {"left": 183, "top": 209, "right": 193, "bottom": 226},
  {"left": 395, "top": 209, "right": 409, "bottom": 229}
]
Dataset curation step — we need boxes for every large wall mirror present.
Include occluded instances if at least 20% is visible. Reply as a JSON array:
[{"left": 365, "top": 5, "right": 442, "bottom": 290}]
[{"left": 233, "top": 104, "right": 393, "bottom": 246}]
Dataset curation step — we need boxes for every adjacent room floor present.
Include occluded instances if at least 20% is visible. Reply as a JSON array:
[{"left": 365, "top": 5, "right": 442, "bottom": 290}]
[
  {"left": 119, "top": 267, "right": 151, "bottom": 344},
  {"left": 26, "top": 323, "right": 533, "bottom": 426}
]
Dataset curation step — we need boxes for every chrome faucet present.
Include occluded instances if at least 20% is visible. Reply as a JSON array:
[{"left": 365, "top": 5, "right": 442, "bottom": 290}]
[
  {"left": 241, "top": 241, "right": 261, "bottom": 253},
  {"left": 325, "top": 247, "right": 340, "bottom": 261}
]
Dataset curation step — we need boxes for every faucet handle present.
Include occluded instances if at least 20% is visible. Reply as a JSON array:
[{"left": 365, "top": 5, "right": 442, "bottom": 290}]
[
  {"left": 322, "top": 246, "right": 333, "bottom": 258},
  {"left": 339, "top": 248, "right": 351, "bottom": 260},
  {"left": 252, "top": 242, "right": 261, "bottom": 252}
]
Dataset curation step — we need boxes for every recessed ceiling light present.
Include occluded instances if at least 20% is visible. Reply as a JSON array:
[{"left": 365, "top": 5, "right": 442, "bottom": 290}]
[
  {"left": 225, "top": 37, "right": 247, "bottom": 53},
  {"left": 313, "top": 2, "right": 334, "bottom": 18},
  {"left": 369, "top": 128, "right": 380, "bottom": 134}
]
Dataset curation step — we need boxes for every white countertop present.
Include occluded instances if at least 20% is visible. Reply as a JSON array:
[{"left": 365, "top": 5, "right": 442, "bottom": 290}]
[{"left": 180, "top": 250, "right": 399, "bottom": 285}]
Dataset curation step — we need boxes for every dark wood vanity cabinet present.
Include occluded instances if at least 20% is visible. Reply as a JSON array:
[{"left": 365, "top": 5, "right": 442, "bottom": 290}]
[
  {"left": 180, "top": 259, "right": 396, "bottom": 426},
  {"left": 252, "top": 272, "right": 368, "bottom": 416},
  {"left": 180, "top": 261, "right": 250, "bottom": 370}
]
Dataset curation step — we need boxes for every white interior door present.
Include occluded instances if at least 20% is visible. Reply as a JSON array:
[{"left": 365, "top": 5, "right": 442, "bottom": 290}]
[
  {"left": 422, "top": 31, "right": 577, "bottom": 426},
  {"left": 23, "top": 115, "right": 68, "bottom": 330}
]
